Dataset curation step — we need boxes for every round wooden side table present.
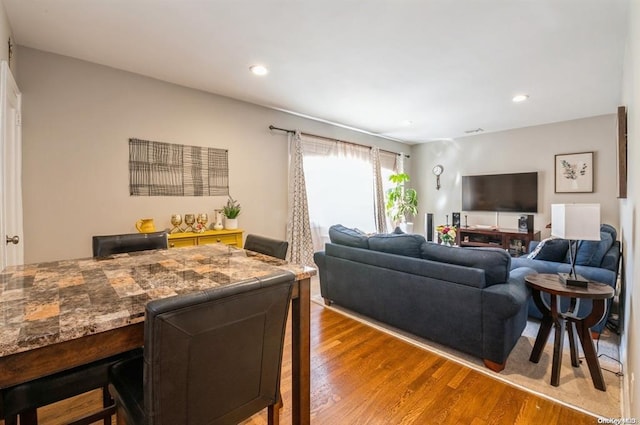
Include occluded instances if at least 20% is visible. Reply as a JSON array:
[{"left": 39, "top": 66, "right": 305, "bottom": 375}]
[{"left": 525, "top": 273, "right": 614, "bottom": 391}]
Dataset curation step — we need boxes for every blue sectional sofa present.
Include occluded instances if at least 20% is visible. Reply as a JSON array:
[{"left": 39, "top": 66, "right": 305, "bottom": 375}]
[
  {"left": 314, "top": 225, "right": 535, "bottom": 372},
  {"left": 510, "top": 224, "right": 621, "bottom": 334}
]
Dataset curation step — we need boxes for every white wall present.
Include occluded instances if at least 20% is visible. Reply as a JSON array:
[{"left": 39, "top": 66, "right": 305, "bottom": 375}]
[
  {"left": 619, "top": 0, "right": 639, "bottom": 418},
  {"left": 412, "top": 115, "right": 620, "bottom": 238},
  {"left": 17, "top": 47, "right": 410, "bottom": 263}
]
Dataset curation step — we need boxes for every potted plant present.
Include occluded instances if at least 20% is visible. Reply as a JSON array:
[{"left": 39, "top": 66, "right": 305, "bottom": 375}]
[
  {"left": 385, "top": 173, "right": 418, "bottom": 231},
  {"left": 222, "top": 197, "right": 241, "bottom": 229}
]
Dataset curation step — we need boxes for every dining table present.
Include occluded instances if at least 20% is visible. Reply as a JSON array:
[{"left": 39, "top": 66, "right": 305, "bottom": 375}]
[{"left": 0, "top": 243, "right": 316, "bottom": 424}]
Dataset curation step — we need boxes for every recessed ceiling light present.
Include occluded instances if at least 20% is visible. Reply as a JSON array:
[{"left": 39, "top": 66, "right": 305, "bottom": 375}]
[
  {"left": 512, "top": 94, "right": 529, "bottom": 103},
  {"left": 249, "top": 65, "right": 268, "bottom": 76}
]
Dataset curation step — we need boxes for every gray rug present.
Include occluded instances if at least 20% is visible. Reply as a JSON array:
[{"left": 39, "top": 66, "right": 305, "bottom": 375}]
[{"left": 312, "top": 295, "right": 622, "bottom": 419}]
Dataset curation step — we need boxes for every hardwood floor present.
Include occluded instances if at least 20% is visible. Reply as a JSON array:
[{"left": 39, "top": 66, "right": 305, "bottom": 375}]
[{"left": 3, "top": 303, "right": 595, "bottom": 425}]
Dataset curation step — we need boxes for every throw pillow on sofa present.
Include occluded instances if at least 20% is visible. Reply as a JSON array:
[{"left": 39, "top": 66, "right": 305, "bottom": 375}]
[
  {"left": 527, "top": 238, "right": 569, "bottom": 262},
  {"left": 328, "top": 224, "right": 370, "bottom": 249}
]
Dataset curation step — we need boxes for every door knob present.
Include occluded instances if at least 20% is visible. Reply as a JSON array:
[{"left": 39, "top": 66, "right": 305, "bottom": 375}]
[{"left": 6, "top": 235, "right": 19, "bottom": 245}]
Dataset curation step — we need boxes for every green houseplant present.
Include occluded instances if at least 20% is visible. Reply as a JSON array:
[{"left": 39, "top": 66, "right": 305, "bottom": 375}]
[
  {"left": 385, "top": 173, "right": 418, "bottom": 228},
  {"left": 222, "top": 197, "right": 241, "bottom": 219},
  {"left": 222, "top": 197, "right": 241, "bottom": 229}
]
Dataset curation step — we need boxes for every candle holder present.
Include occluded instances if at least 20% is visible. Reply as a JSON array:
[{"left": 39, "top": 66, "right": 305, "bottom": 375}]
[
  {"left": 170, "top": 214, "right": 184, "bottom": 233},
  {"left": 184, "top": 214, "right": 195, "bottom": 232},
  {"left": 194, "top": 213, "right": 208, "bottom": 233}
]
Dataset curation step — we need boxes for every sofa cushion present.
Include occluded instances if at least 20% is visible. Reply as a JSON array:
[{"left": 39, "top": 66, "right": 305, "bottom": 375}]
[
  {"left": 527, "top": 238, "right": 569, "bottom": 262},
  {"left": 587, "top": 231, "right": 614, "bottom": 267},
  {"left": 328, "top": 224, "right": 369, "bottom": 249},
  {"left": 421, "top": 244, "right": 511, "bottom": 286},
  {"left": 368, "top": 233, "right": 426, "bottom": 258},
  {"left": 565, "top": 231, "right": 614, "bottom": 267}
]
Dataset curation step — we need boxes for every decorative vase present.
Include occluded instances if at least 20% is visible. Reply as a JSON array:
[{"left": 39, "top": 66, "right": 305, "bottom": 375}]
[
  {"left": 213, "top": 210, "right": 224, "bottom": 230},
  {"left": 225, "top": 218, "right": 238, "bottom": 230}
]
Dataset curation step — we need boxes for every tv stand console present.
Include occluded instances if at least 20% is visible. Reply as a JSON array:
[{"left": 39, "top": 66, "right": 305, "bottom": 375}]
[{"left": 458, "top": 227, "right": 541, "bottom": 257}]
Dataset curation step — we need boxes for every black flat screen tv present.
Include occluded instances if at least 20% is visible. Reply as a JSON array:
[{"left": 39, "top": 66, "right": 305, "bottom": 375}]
[{"left": 462, "top": 172, "right": 538, "bottom": 213}]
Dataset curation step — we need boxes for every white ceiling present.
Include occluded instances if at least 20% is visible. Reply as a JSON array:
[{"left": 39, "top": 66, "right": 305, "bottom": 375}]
[{"left": 2, "top": 0, "right": 629, "bottom": 144}]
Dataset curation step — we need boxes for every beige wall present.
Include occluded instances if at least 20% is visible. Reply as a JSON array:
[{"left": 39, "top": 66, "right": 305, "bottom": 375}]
[
  {"left": 0, "top": 1, "right": 12, "bottom": 64},
  {"left": 412, "top": 115, "right": 620, "bottom": 238},
  {"left": 620, "top": 0, "right": 639, "bottom": 418},
  {"left": 17, "top": 47, "right": 410, "bottom": 263}
]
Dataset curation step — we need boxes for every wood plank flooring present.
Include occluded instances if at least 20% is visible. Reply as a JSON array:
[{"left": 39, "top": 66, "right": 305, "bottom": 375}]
[{"left": 2, "top": 302, "right": 596, "bottom": 425}]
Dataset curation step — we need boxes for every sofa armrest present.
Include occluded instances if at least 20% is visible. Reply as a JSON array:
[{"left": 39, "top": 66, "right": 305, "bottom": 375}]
[
  {"left": 527, "top": 240, "right": 540, "bottom": 254},
  {"left": 482, "top": 267, "right": 534, "bottom": 318},
  {"left": 313, "top": 251, "right": 328, "bottom": 296}
]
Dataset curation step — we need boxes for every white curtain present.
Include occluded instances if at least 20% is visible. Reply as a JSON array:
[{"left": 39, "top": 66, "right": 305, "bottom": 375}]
[{"left": 286, "top": 132, "right": 315, "bottom": 267}]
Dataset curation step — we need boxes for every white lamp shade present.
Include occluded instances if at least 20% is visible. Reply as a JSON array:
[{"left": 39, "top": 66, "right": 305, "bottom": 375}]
[{"left": 551, "top": 204, "right": 601, "bottom": 241}]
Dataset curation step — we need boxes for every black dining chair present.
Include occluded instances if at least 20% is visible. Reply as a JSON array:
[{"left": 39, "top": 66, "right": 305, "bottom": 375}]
[
  {"left": 92, "top": 231, "right": 168, "bottom": 257},
  {"left": 244, "top": 234, "right": 289, "bottom": 260},
  {"left": 108, "top": 271, "right": 295, "bottom": 425},
  {"left": 0, "top": 232, "right": 168, "bottom": 425}
]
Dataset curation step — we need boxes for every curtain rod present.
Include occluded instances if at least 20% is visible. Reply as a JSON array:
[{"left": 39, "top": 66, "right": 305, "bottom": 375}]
[{"left": 268, "top": 125, "right": 409, "bottom": 158}]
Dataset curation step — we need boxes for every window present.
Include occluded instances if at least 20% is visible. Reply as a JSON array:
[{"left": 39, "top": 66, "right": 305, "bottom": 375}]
[{"left": 299, "top": 135, "right": 397, "bottom": 251}]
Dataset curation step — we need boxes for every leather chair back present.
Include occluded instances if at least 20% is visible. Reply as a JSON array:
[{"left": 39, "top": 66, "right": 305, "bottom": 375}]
[
  {"left": 92, "top": 231, "right": 168, "bottom": 257},
  {"left": 143, "top": 272, "right": 294, "bottom": 425},
  {"left": 244, "top": 234, "right": 289, "bottom": 260}
]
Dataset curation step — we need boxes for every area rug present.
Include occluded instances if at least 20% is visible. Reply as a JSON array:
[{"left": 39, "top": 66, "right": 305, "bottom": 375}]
[{"left": 311, "top": 295, "right": 622, "bottom": 419}]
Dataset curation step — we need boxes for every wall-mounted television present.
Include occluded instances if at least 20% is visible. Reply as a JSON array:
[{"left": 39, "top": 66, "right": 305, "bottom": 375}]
[{"left": 462, "top": 172, "right": 538, "bottom": 213}]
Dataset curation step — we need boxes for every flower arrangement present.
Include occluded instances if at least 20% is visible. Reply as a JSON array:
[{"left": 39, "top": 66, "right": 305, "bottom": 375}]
[{"left": 436, "top": 225, "right": 457, "bottom": 245}]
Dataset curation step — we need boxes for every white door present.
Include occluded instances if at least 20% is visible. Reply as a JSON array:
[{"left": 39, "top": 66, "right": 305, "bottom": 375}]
[{"left": 0, "top": 60, "right": 23, "bottom": 270}]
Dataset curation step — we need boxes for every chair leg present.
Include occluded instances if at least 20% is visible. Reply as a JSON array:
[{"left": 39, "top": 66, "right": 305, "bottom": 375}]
[
  {"left": 3, "top": 415, "right": 18, "bottom": 425},
  {"left": 268, "top": 403, "right": 280, "bottom": 425},
  {"left": 102, "top": 384, "right": 114, "bottom": 425},
  {"left": 19, "top": 409, "right": 39, "bottom": 425}
]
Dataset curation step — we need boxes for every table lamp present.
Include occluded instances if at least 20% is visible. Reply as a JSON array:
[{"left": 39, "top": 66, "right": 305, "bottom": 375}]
[{"left": 551, "top": 203, "right": 601, "bottom": 287}]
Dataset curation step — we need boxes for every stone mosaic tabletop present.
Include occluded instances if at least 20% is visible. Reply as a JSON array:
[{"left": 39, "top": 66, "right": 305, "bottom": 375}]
[{"left": 0, "top": 244, "right": 316, "bottom": 358}]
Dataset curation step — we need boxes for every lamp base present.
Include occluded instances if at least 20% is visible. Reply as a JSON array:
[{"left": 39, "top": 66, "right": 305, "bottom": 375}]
[{"left": 558, "top": 272, "right": 589, "bottom": 288}]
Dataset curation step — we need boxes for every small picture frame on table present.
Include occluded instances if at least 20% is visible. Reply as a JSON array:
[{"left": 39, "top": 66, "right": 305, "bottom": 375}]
[{"left": 554, "top": 151, "right": 594, "bottom": 193}]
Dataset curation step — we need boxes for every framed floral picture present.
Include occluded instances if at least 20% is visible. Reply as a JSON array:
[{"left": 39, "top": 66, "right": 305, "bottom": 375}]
[{"left": 555, "top": 151, "right": 594, "bottom": 193}]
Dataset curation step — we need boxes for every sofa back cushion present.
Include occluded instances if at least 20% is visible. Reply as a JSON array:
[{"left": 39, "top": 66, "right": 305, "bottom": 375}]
[
  {"left": 569, "top": 231, "right": 614, "bottom": 267},
  {"left": 421, "top": 243, "right": 511, "bottom": 286},
  {"left": 564, "top": 227, "right": 615, "bottom": 267},
  {"left": 368, "top": 233, "right": 426, "bottom": 258},
  {"left": 328, "top": 224, "right": 370, "bottom": 249},
  {"left": 325, "top": 243, "right": 487, "bottom": 288}
]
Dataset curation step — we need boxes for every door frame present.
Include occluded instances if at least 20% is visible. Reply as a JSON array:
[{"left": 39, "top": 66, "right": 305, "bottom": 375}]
[{"left": 0, "top": 60, "right": 23, "bottom": 270}]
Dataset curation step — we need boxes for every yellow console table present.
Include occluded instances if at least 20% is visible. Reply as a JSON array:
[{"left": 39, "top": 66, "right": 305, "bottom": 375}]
[{"left": 168, "top": 229, "right": 243, "bottom": 248}]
